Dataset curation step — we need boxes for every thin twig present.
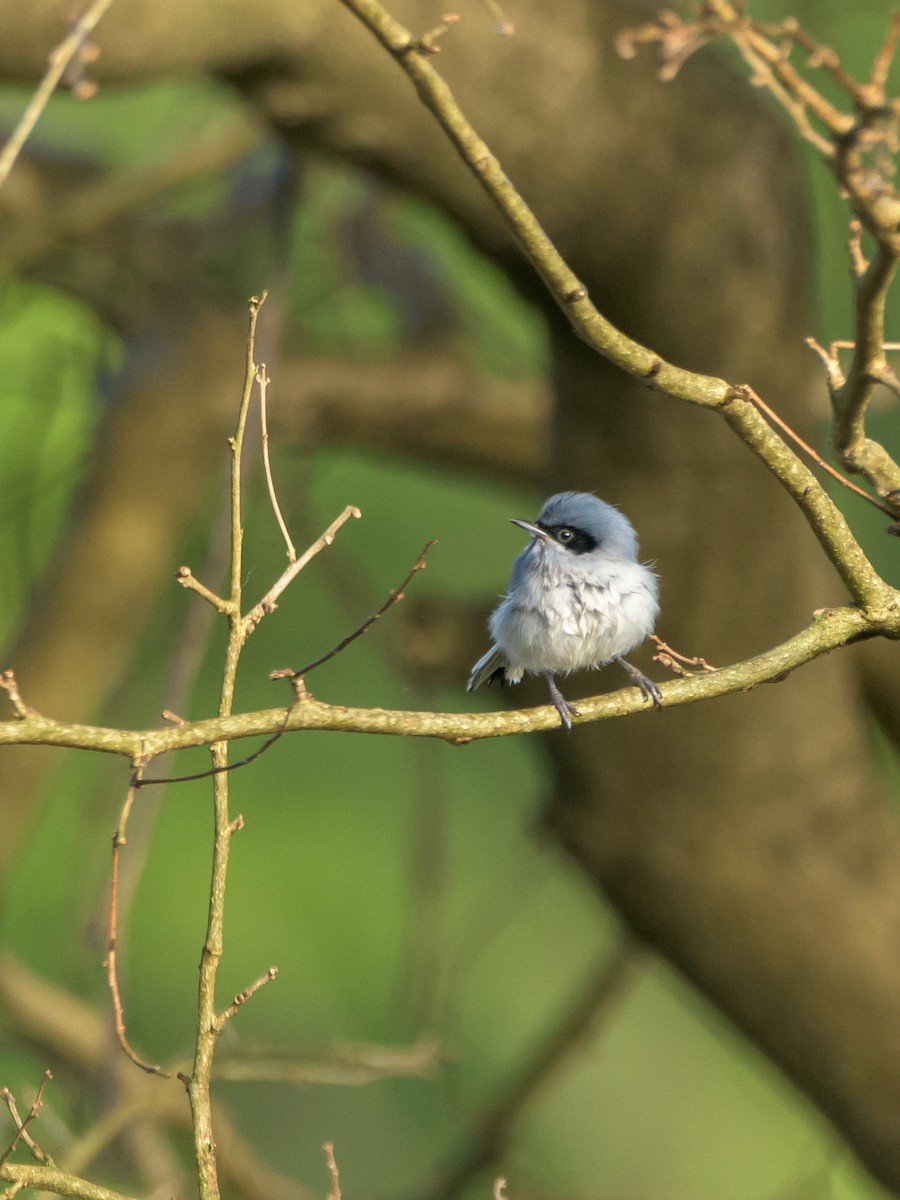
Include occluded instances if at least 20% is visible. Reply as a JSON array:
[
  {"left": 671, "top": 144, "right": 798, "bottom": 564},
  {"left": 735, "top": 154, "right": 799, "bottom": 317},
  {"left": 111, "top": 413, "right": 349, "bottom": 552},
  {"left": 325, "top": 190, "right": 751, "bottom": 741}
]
[
  {"left": 0, "top": 0, "right": 115, "bottom": 189},
  {"left": 186, "top": 292, "right": 269, "bottom": 1200},
  {"left": 257, "top": 364, "right": 297, "bottom": 562},
  {"left": 282, "top": 539, "right": 436, "bottom": 679},
  {"left": 175, "top": 567, "right": 233, "bottom": 615},
  {"left": 214, "top": 967, "right": 279, "bottom": 1031},
  {"left": 622, "top": 3, "right": 900, "bottom": 509},
  {"left": 739, "top": 384, "right": 896, "bottom": 517},
  {"left": 869, "top": 13, "right": 900, "bottom": 96},
  {"left": 323, "top": 1143, "right": 341, "bottom": 1200},
  {"left": 138, "top": 538, "right": 436, "bottom": 788},
  {"left": 0, "top": 1073, "right": 53, "bottom": 1169},
  {"left": 0, "top": 671, "right": 33, "bottom": 719},
  {"left": 650, "top": 635, "right": 717, "bottom": 675},
  {"left": 245, "top": 504, "right": 362, "bottom": 627},
  {"left": 106, "top": 763, "right": 167, "bottom": 1076}
]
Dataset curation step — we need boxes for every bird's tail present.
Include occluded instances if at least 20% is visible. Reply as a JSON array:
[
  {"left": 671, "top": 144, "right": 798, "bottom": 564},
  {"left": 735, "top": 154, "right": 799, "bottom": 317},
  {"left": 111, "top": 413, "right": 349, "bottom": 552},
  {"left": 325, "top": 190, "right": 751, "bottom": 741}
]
[{"left": 467, "top": 645, "right": 508, "bottom": 692}]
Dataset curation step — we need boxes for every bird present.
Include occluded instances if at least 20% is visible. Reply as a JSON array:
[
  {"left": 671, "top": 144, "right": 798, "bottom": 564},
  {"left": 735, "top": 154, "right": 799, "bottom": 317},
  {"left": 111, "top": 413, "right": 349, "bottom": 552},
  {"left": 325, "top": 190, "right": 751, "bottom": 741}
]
[{"left": 467, "top": 491, "right": 661, "bottom": 730}]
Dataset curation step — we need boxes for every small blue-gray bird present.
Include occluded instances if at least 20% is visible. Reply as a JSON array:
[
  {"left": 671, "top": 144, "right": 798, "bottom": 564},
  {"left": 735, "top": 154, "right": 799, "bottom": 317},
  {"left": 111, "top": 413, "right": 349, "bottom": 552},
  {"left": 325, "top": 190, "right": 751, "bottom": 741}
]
[{"left": 467, "top": 492, "right": 661, "bottom": 730}]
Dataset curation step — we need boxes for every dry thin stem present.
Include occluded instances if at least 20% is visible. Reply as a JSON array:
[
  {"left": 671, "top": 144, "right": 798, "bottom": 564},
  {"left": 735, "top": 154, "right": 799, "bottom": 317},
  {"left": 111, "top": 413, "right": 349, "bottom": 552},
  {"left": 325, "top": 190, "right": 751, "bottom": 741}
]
[
  {"left": 0, "top": 0, "right": 115, "bottom": 188},
  {"left": 323, "top": 1143, "right": 341, "bottom": 1200},
  {"left": 214, "top": 967, "right": 279, "bottom": 1031},
  {"left": 0, "top": 671, "right": 33, "bottom": 719},
  {"left": 175, "top": 567, "right": 233, "bottom": 615},
  {"left": 257, "top": 364, "right": 297, "bottom": 562},
  {"left": 186, "top": 292, "right": 269, "bottom": 1200},
  {"left": 0, "top": 1073, "right": 53, "bottom": 1169},
  {"left": 870, "top": 14, "right": 900, "bottom": 96},
  {"left": 135, "top": 506, "right": 379, "bottom": 789},
  {"left": 651, "top": 635, "right": 717, "bottom": 676},
  {"left": 740, "top": 384, "right": 896, "bottom": 517},
  {"left": 279, "top": 539, "right": 436, "bottom": 679},
  {"left": 105, "top": 763, "right": 167, "bottom": 1075},
  {"left": 245, "top": 504, "right": 361, "bottom": 628},
  {"left": 0, "top": 956, "right": 314, "bottom": 1200}
]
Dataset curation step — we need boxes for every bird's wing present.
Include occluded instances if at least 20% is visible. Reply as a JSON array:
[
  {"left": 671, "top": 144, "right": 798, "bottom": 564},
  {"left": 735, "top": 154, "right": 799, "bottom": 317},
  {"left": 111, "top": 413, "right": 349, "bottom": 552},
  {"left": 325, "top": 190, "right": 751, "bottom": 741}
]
[
  {"left": 507, "top": 544, "right": 533, "bottom": 594},
  {"left": 466, "top": 645, "right": 508, "bottom": 692}
]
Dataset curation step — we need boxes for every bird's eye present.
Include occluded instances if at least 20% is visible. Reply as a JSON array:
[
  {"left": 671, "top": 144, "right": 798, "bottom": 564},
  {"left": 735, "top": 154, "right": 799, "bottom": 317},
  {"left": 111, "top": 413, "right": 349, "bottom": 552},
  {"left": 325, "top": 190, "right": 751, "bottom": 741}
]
[{"left": 557, "top": 527, "right": 574, "bottom": 542}]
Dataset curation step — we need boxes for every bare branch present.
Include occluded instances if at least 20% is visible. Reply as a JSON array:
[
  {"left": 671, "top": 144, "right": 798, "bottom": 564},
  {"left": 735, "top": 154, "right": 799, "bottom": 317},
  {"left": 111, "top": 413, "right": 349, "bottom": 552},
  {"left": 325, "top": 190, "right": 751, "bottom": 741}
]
[
  {"left": 323, "top": 1143, "right": 341, "bottom": 1200},
  {"left": 0, "top": 1162, "right": 138, "bottom": 1200},
  {"left": 105, "top": 765, "right": 168, "bottom": 1076},
  {"left": 0, "top": 0, "right": 116, "bottom": 189},
  {"left": 184, "top": 293, "right": 271, "bottom": 1200},
  {"left": 176, "top": 567, "right": 234, "bottom": 615},
  {"left": 245, "top": 505, "right": 362, "bottom": 628},
  {"left": 739, "top": 384, "right": 896, "bottom": 518},
  {"left": 0, "top": 1073, "right": 54, "bottom": 1169},
  {"left": 621, "top": 4, "right": 900, "bottom": 511},
  {"left": 139, "top": 537, "right": 435, "bottom": 787},
  {"left": 214, "top": 967, "right": 279, "bottom": 1031},
  {"left": 651, "top": 636, "right": 717, "bottom": 676},
  {"left": 1, "top": 603, "right": 896, "bottom": 755},
  {"left": 0, "top": 672, "right": 34, "bottom": 720},
  {"left": 257, "top": 364, "right": 297, "bottom": 562},
  {"left": 274, "top": 539, "right": 436, "bottom": 680}
]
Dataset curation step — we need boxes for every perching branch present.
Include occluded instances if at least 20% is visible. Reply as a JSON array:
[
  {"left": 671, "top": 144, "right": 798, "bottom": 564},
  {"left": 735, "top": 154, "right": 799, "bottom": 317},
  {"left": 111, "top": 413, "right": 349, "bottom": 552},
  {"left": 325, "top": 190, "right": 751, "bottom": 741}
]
[{"left": 1, "top": 603, "right": 893, "bottom": 758}]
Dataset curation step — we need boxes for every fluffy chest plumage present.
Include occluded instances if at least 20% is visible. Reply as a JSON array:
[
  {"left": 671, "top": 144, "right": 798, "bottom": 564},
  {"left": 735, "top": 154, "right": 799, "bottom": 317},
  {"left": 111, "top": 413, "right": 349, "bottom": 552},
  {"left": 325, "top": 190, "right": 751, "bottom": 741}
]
[{"left": 489, "top": 543, "right": 658, "bottom": 676}]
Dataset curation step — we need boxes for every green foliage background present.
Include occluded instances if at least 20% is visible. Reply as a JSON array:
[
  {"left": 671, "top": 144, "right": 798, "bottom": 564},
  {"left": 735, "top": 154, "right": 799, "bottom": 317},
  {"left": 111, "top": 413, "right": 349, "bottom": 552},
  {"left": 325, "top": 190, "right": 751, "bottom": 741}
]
[{"left": 1, "top": 3, "right": 899, "bottom": 1198}]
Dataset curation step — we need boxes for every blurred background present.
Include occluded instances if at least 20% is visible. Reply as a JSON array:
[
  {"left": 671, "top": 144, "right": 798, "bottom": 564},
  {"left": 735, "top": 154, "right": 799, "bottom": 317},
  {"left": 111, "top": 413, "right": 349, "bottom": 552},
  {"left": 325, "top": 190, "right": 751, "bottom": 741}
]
[{"left": 1, "top": 1, "right": 900, "bottom": 1198}]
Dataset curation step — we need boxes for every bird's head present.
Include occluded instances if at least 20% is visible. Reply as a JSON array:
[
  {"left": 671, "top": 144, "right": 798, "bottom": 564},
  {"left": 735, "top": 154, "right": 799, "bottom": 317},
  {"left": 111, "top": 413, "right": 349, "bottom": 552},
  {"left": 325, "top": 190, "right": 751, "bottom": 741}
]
[{"left": 511, "top": 492, "right": 639, "bottom": 561}]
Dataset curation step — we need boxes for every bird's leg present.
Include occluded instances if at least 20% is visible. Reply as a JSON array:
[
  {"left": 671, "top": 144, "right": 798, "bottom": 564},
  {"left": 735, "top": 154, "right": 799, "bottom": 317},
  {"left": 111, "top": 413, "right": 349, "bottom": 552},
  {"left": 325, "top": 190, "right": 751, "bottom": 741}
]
[
  {"left": 544, "top": 672, "right": 580, "bottom": 731},
  {"left": 617, "top": 658, "right": 662, "bottom": 709}
]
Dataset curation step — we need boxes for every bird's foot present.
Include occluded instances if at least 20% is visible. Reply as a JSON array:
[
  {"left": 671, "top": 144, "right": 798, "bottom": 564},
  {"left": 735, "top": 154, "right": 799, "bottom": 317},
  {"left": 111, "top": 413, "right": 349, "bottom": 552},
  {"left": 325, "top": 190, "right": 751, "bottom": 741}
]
[
  {"left": 618, "top": 658, "right": 662, "bottom": 709},
  {"left": 545, "top": 673, "right": 580, "bottom": 731}
]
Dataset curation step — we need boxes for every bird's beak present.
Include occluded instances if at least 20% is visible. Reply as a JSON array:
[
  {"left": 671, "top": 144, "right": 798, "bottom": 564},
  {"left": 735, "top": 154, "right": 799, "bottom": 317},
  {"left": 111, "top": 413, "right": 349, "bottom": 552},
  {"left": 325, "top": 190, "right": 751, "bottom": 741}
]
[{"left": 510, "top": 518, "right": 549, "bottom": 540}]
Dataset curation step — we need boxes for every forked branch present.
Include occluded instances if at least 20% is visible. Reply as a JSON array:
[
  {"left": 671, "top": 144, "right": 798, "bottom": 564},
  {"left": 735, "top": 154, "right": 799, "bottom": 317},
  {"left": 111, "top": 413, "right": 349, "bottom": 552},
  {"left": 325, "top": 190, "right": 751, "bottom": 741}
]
[{"left": 620, "top": 0, "right": 900, "bottom": 511}]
